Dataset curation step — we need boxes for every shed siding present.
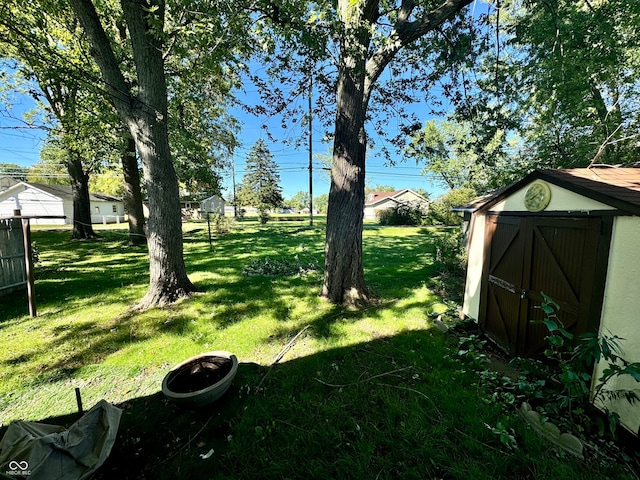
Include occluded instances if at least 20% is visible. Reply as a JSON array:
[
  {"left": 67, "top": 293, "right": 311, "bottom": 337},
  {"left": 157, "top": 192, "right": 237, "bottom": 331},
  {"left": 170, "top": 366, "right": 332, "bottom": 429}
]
[
  {"left": 594, "top": 215, "right": 640, "bottom": 435},
  {"left": 462, "top": 213, "right": 485, "bottom": 319},
  {"left": 490, "top": 183, "right": 614, "bottom": 213},
  {"left": 463, "top": 182, "right": 612, "bottom": 319}
]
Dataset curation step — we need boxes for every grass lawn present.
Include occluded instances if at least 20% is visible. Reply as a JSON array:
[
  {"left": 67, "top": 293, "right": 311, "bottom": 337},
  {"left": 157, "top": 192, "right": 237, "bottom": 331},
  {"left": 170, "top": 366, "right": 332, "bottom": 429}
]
[{"left": 0, "top": 220, "right": 636, "bottom": 479}]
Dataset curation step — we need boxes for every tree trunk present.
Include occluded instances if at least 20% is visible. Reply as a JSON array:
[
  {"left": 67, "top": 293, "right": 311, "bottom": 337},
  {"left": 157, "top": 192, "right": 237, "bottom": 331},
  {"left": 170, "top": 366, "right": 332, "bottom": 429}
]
[
  {"left": 321, "top": 1, "right": 374, "bottom": 306},
  {"left": 122, "top": 0, "right": 195, "bottom": 308},
  {"left": 70, "top": 0, "right": 196, "bottom": 308},
  {"left": 121, "top": 134, "right": 146, "bottom": 245},
  {"left": 67, "top": 152, "right": 98, "bottom": 239},
  {"left": 321, "top": 0, "right": 473, "bottom": 306},
  {"left": 129, "top": 107, "right": 195, "bottom": 308}
]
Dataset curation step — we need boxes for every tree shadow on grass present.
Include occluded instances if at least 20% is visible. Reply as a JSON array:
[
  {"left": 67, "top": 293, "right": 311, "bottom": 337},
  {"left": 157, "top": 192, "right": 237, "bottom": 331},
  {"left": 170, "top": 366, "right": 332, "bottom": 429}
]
[
  {"left": 1, "top": 332, "right": 454, "bottom": 479},
  {"left": 1, "top": 329, "right": 627, "bottom": 480}
]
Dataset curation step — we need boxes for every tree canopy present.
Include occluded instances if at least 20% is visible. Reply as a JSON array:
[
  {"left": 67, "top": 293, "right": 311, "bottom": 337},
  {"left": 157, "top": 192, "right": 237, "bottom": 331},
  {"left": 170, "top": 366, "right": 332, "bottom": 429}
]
[{"left": 449, "top": 0, "right": 640, "bottom": 184}]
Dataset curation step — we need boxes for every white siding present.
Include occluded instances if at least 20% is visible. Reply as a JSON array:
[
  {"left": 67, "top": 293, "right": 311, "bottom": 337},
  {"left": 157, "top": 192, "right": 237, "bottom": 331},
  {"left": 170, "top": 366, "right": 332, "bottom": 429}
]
[{"left": 0, "top": 186, "right": 67, "bottom": 224}]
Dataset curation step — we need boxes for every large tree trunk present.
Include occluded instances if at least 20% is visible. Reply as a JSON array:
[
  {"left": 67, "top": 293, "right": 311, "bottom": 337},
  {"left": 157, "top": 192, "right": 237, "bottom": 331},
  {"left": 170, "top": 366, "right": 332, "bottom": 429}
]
[
  {"left": 321, "top": 0, "right": 473, "bottom": 306},
  {"left": 129, "top": 108, "right": 194, "bottom": 308},
  {"left": 321, "top": 0, "right": 374, "bottom": 306},
  {"left": 121, "top": 134, "right": 146, "bottom": 245},
  {"left": 70, "top": 0, "right": 196, "bottom": 308},
  {"left": 121, "top": 0, "right": 195, "bottom": 308},
  {"left": 67, "top": 152, "right": 98, "bottom": 239}
]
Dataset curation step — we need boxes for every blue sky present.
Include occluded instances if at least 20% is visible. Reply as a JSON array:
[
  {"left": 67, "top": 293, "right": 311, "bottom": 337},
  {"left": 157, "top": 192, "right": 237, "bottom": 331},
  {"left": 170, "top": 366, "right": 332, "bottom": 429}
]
[
  {"left": 228, "top": 74, "right": 447, "bottom": 200},
  {"left": 0, "top": 77, "right": 446, "bottom": 201}
]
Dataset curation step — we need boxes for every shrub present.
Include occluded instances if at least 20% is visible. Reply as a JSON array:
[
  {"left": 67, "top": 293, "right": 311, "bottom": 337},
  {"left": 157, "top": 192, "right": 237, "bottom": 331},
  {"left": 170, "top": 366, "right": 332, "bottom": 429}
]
[
  {"left": 206, "top": 214, "right": 233, "bottom": 234},
  {"left": 259, "top": 210, "right": 270, "bottom": 224},
  {"left": 377, "top": 201, "right": 427, "bottom": 226},
  {"left": 427, "top": 187, "right": 477, "bottom": 226},
  {"left": 433, "top": 229, "right": 466, "bottom": 275}
]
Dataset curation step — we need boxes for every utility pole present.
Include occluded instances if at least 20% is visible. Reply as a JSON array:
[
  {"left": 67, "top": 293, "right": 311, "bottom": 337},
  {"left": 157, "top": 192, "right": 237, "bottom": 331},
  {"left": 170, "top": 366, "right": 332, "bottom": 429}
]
[
  {"left": 231, "top": 153, "right": 237, "bottom": 218},
  {"left": 308, "top": 74, "right": 314, "bottom": 227}
]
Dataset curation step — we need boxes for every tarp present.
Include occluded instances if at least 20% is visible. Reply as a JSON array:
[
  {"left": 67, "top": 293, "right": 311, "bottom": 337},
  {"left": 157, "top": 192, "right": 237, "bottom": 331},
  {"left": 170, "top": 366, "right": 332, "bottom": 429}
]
[{"left": 0, "top": 400, "right": 122, "bottom": 480}]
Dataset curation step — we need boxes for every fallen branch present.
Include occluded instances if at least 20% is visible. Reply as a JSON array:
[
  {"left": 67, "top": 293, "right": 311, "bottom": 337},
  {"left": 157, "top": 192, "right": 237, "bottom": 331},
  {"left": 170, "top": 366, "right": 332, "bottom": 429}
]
[
  {"left": 314, "top": 366, "right": 414, "bottom": 388},
  {"left": 376, "top": 382, "right": 440, "bottom": 413},
  {"left": 257, "top": 325, "right": 312, "bottom": 389}
]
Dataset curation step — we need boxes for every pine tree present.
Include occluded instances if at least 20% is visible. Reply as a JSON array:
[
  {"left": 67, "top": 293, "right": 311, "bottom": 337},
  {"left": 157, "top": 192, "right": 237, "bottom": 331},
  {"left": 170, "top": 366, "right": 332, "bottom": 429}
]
[{"left": 237, "top": 139, "right": 284, "bottom": 223}]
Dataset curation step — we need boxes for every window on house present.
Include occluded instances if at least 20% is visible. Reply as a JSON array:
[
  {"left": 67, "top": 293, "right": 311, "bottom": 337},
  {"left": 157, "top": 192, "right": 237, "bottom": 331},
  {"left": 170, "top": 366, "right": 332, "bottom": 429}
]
[{"left": 112, "top": 205, "right": 117, "bottom": 213}]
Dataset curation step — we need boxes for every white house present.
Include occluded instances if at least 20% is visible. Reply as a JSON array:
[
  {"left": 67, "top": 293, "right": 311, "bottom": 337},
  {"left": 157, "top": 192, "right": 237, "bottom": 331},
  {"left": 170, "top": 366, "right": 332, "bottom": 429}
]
[
  {"left": 0, "top": 182, "right": 125, "bottom": 225},
  {"left": 200, "top": 195, "right": 225, "bottom": 217},
  {"left": 364, "top": 189, "right": 429, "bottom": 221},
  {"left": 457, "top": 167, "right": 640, "bottom": 435}
]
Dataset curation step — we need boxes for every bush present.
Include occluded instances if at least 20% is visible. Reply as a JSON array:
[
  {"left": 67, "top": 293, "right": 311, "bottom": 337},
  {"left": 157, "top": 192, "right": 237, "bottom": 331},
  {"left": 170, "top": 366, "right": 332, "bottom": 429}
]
[
  {"left": 427, "top": 187, "right": 477, "bottom": 226},
  {"left": 377, "top": 202, "right": 427, "bottom": 226},
  {"left": 259, "top": 210, "right": 270, "bottom": 224},
  {"left": 433, "top": 229, "right": 466, "bottom": 275},
  {"left": 206, "top": 214, "right": 233, "bottom": 234}
]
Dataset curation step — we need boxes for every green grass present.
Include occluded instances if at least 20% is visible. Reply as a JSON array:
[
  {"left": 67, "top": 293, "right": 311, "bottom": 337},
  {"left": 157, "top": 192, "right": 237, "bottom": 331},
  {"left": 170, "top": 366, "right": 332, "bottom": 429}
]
[{"left": 0, "top": 222, "right": 635, "bottom": 479}]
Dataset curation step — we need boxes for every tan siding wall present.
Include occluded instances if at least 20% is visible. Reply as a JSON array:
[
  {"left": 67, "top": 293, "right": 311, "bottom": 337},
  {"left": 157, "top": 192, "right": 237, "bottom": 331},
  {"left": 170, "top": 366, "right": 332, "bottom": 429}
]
[
  {"left": 462, "top": 213, "right": 486, "bottom": 319},
  {"left": 594, "top": 216, "right": 640, "bottom": 435},
  {"left": 490, "top": 183, "right": 614, "bottom": 213}
]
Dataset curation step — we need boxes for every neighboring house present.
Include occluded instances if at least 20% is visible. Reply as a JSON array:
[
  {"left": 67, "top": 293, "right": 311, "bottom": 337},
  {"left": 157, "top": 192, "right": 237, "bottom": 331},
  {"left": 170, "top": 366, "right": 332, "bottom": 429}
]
[
  {"left": 364, "top": 189, "right": 429, "bottom": 220},
  {"left": 200, "top": 195, "right": 225, "bottom": 217},
  {"left": 456, "top": 167, "right": 640, "bottom": 436},
  {"left": 0, "top": 182, "right": 125, "bottom": 225},
  {"left": 0, "top": 176, "right": 19, "bottom": 191}
]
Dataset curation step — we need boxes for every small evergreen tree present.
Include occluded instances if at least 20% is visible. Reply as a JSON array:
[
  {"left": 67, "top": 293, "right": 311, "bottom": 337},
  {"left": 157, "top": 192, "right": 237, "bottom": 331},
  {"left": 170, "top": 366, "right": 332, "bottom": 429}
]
[{"left": 236, "top": 139, "right": 284, "bottom": 223}]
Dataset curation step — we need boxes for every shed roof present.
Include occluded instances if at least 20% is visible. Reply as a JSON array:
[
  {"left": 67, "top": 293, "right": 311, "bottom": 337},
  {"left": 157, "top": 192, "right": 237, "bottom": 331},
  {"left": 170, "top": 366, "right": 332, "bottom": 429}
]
[{"left": 454, "top": 168, "right": 640, "bottom": 216}]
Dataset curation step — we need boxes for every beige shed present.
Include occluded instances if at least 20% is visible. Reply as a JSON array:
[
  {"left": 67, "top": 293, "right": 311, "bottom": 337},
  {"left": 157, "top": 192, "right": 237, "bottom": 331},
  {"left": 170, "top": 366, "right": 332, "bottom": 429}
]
[{"left": 457, "top": 167, "right": 640, "bottom": 435}]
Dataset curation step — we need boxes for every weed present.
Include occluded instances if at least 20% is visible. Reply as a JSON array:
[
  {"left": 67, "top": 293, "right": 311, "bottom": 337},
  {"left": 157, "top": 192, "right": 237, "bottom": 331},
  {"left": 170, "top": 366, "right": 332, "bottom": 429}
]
[
  {"left": 536, "top": 292, "right": 640, "bottom": 436},
  {"left": 485, "top": 421, "right": 519, "bottom": 451}
]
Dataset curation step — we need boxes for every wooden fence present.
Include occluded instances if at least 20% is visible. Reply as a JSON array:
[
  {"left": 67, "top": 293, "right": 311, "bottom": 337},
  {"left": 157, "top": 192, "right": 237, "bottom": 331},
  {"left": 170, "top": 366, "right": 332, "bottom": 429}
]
[{"left": 0, "top": 218, "right": 26, "bottom": 296}]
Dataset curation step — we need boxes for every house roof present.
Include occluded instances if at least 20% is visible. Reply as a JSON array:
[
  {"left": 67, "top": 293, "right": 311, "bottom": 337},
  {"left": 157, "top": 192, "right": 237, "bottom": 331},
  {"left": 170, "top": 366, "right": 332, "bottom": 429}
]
[
  {"left": 0, "top": 176, "right": 20, "bottom": 191},
  {"left": 0, "top": 182, "right": 122, "bottom": 203},
  {"left": 365, "top": 189, "right": 428, "bottom": 207},
  {"left": 201, "top": 194, "right": 224, "bottom": 202},
  {"left": 454, "top": 167, "right": 640, "bottom": 216}
]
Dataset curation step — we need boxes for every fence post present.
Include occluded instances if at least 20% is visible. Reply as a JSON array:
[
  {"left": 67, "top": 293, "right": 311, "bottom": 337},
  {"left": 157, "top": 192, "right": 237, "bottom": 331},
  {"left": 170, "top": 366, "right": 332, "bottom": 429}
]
[{"left": 21, "top": 218, "right": 37, "bottom": 317}]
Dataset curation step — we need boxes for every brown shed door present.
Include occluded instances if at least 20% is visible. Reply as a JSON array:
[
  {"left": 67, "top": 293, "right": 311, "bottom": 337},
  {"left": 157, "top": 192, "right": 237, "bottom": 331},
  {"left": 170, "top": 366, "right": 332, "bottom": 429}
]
[{"left": 479, "top": 214, "right": 610, "bottom": 356}]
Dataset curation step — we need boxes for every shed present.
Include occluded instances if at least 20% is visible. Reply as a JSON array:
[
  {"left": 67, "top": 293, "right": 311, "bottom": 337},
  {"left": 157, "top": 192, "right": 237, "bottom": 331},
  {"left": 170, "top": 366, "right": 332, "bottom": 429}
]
[
  {"left": 200, "top": 195, "right": 225, "bottom": 217},
  {"left": 0, "top": 182, "right": 125, "bottom": 225},
  {"left": 458, "top": 167, "right": 640, "bottom": 435},
  {"left": 364, "top": 189, "right": 429, "bottom": 221}
]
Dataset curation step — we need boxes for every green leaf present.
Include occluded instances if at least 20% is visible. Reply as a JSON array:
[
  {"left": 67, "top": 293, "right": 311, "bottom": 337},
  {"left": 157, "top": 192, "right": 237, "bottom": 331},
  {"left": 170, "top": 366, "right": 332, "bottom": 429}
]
[
  {"left": 548, "top": 336, "right": 564, "bottom": 346},
  {"left": 542, "top": 318, "right": 559, "bottom": 332}
]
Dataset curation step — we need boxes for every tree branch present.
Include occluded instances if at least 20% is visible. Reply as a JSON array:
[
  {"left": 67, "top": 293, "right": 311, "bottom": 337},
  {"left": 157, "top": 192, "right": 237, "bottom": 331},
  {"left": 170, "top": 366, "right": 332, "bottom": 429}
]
[
  {"left": 68, "top": 0, "right": 133, "bottom": 117},
  {"left": 364, "top": 0, "right": 474, "bottom": 100}
]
